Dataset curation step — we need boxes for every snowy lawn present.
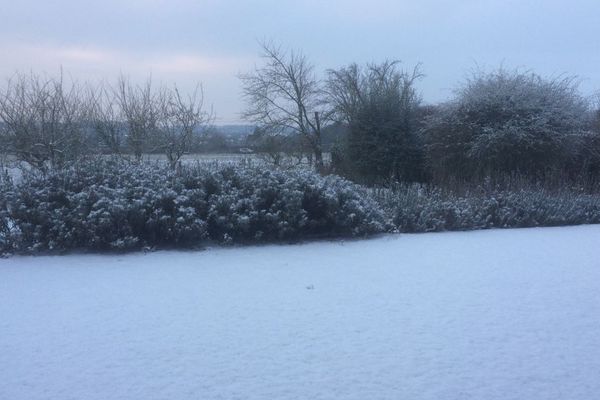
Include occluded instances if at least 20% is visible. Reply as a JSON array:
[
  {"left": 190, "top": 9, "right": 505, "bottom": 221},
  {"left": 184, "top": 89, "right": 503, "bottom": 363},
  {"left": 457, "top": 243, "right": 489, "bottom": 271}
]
[{"left": 1, "top": 225, "right": 599, "bottom": 400}]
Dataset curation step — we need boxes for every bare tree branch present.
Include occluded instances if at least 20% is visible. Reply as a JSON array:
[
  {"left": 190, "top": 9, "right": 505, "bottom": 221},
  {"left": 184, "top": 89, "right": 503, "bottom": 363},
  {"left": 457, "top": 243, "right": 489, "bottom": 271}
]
[{"left": 240, "top": 42, "right": 330, "bottom": 170}]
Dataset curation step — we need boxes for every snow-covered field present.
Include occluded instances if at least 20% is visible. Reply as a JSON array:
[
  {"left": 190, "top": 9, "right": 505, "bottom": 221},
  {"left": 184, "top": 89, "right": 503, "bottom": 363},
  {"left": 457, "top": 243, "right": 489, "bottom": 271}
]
[{"left": 1, "top": 226, "right": 599, "bottom": 400}]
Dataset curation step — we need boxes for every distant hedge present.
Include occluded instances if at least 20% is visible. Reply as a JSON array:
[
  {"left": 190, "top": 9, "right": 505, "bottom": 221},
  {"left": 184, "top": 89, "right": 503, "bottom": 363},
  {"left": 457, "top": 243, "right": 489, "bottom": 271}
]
[{"left": 0, "top": 160, "right": 386, "bottom": 254}]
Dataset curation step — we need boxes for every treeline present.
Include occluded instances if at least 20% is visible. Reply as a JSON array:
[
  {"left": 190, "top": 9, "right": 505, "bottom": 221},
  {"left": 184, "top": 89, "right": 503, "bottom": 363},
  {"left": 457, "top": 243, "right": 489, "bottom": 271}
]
[
  {"left": 1, "top": 43, "right": 600, "bottom": 189},
  {"left": 240, "top": 43, "right": 600, "bottom": 188},
  {"left": 0, "top": 73, "right": 213, "bottom": 171}
]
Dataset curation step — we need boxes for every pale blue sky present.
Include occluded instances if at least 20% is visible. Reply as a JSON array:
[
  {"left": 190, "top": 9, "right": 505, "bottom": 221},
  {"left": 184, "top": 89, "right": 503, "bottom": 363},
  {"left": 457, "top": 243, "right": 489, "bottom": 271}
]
[{"left": 1, "top": 0, "right": 599, "bottom": 123}]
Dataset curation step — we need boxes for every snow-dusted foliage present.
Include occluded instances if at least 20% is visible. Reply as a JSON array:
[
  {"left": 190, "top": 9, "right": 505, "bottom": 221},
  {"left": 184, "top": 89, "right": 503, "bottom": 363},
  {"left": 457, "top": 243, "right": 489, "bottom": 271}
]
[
  {"left": 424, "top": 69, "right": 589, "bottom": 180},
  {"left": 0, "top": 159, "right": 386, "bottom": 253},
  {"left": 379, "top": 184, "right": 600, "bottom": 232},
  {"left": 0, "top": 170, "right": 13, "bottom": 255}
]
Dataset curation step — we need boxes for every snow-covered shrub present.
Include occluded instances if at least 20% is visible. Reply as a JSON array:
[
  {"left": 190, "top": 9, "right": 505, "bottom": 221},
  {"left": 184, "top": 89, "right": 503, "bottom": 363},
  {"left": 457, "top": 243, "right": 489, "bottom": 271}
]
[
  {"left": 423, "top": 68, "right": 589, "bottom": 181},
  {"left": 2, "top": 159, "right": 386, "bottom": 253},
  {"left": 187, "top": 164, "right": 386, "bottom": 242},
  {"left": 0, "top": 169, "right": 14, "bottom": 254},
  {"left": 380, "top": 184, "right": 600, "bottom": 232}
]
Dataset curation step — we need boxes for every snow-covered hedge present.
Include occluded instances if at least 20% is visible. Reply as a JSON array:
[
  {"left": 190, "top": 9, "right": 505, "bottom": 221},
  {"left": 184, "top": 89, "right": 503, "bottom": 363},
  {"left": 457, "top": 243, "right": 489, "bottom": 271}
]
[
  {"left": 0, "top": 160, "right": 386, "bottom": 253},
  {"left": 380, "top": 184, "right": 600, "bottom": 232},
  {"left": 0, "top": 170, "right": 12, "bottom": 255},
  {"left": 2, "top": 160, "right": 598, "bottom": 255}
]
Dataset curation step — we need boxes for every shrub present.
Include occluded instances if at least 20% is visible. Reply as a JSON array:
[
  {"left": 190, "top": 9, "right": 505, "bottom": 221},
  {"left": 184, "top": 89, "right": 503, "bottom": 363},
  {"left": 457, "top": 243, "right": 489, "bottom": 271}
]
[
  {"left": 326, "top": 61, "right": 426, "bottom": 184},
  {"left": 378, "top": 183, "right": 600, "bottom": 233},
  {"left": 0, "top": 170, "right": 13, "bottom": 254},
  {"left": 423, "top": 68, "right": 589, "bottom": 181},
  {"left": 1, "top": 159, "right": 387, "bottom": 253},
  {"left": 568, "top": 130, "right": 600, "bottom": 184}
]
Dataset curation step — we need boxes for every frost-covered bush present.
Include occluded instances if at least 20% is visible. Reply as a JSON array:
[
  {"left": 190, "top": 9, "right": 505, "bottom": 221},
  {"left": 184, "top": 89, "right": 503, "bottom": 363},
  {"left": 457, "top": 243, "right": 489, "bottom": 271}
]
[
  {"left": 1, "top": 159, "right": 386, "bottom": 253},
  {"left": 379, "top": 184, "right": 600, "bottom": 232},
  {"left": 424, "top": 69, "right": 589, "bottom": 181}
]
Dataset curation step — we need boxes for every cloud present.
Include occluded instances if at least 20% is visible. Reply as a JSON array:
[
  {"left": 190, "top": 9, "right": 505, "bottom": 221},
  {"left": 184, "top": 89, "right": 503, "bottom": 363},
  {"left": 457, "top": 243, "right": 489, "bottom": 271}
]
[
  {"left": 1, "top": 0, "right": 599, "bottom": 123},
  {"left": 0, "top": 41, "right": 247, "bottom": 79},
  {"left": 150, "top": 54, "right": 244, "bottom": 74},
  {"left": 0, "top": 40, "right": 252, "bottom": 123}
]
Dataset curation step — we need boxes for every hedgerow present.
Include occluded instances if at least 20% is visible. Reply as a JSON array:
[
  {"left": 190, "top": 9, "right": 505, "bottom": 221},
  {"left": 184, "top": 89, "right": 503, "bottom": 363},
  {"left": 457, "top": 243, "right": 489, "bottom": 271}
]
[
  {"left": 378, "top": 184, "right": 600, "bottom": 233},
  {"left": 0, "top": 159, "right": 386, "bottom": 253}
]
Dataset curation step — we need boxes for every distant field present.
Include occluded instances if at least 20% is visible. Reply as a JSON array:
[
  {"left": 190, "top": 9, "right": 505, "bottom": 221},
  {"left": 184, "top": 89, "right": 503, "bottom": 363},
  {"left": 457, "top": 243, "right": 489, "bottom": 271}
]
[
  {"left": 0, "top": 153, "right": 261, "bottom": 165},
  {"left": 1, "top": 154, "right": 263, "bottom": 181},
  {"left": 146, "top": 153, "right": 267, "bottom": 166},
  {"left": 0, "top": 153, "right": 300, "bottom": 182},
  {"left": 147, "top": 152, "right": 331, "bottom": 165},
  {"left": 1, "top": 152, "right": 332, "bottom": 176}
]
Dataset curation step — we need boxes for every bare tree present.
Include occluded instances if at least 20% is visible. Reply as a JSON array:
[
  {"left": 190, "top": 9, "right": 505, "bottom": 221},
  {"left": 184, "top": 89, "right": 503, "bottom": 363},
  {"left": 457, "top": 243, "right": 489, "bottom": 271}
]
[
  {"left": 246, "top": 126, "right": 287, "bottom": 166},
  {"left": 113, "top": 75, "right": 158, "bottom": 161},
  {"left": 155, "top": 84, "right": 212, "bottom": 168},
  {"left": 325, "top": 63, "right": 364, "bottom": 125},
  {"left": 326, "top": 61, "right": 422, "bottom": 123},
  {"left": 240, "top": 42, "right": 330, "bottom": 171},
  {"left": 87, "top": 82, "right": 125, "bottom": 156},
  {"left": 0, "top": 72, "right": 85, "bottom": 172},
  {"left": 0, "top": 121, "right": 8, "bottom": 164}
]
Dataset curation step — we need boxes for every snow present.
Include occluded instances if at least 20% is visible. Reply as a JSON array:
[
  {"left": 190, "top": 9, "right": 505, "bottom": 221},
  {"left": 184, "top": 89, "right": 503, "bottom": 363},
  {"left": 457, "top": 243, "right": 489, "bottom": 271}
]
[{"left": 1, "top": 225, "right": 600, "bottom": 400}]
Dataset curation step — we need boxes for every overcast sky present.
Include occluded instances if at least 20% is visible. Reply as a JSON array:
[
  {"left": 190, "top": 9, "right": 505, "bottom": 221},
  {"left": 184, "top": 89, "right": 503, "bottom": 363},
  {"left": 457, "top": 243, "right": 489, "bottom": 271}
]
[{"left": 1, "top": 0, "right": 599, "bottom": 123}]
